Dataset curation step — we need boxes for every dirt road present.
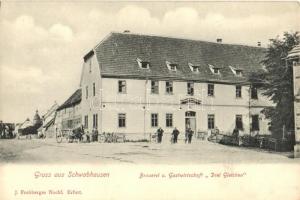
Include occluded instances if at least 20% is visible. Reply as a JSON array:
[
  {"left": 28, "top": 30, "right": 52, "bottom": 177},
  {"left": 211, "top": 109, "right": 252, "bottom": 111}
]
[{"left": 0, "top": 139, "right": 299, "bottom": 164}]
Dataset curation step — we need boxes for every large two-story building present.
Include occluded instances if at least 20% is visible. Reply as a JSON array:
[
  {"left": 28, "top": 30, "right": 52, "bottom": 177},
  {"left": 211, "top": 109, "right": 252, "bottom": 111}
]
[{"left": 80, "top": 32, "right": 273, "bottom": 140}]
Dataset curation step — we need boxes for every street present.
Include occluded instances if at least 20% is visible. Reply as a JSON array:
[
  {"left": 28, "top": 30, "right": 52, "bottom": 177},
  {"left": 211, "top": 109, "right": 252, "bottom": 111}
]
[{"left": 0, "top": 138, "right": 299, "bottom": 164}]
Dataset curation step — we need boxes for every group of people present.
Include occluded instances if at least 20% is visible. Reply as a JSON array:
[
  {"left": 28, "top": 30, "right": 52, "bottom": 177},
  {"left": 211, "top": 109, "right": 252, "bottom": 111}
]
[
  {"left": 67, "top": 125, "right": 98, "bottom": 143},
  {"left": 155, "top": 127, "right": 194, "bottom": 144},
  {"left": 0, "top": 121, "right": 13, "bottom": 139}
]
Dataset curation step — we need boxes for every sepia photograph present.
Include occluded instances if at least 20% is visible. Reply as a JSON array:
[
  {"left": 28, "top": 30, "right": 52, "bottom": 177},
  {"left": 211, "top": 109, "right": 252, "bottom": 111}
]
[{"left": 0, "top": 0, "right": 299, "bottom": 199}]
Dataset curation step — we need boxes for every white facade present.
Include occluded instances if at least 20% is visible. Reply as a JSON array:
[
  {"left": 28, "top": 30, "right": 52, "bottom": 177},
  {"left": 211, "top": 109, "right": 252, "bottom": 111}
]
[{"left": 80, "top": 55, "right": 272, "bottom": 140}]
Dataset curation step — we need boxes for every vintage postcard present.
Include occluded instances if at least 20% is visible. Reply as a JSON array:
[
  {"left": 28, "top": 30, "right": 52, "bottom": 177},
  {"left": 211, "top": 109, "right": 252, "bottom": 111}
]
[{"left": 0, "top": 1, "right": 299, "bottom": 199}]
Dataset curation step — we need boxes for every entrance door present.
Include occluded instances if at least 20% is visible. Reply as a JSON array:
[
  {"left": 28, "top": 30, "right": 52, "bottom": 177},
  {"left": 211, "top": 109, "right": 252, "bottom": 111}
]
[{"left": 185, "top": 111, "right": 196, "bottom": 133}]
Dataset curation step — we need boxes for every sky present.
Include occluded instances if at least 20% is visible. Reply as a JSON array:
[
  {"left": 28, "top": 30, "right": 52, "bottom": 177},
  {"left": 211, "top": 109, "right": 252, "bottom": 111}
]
[{"left": 0, "top": 1, "right": 299, "bottom": 123}]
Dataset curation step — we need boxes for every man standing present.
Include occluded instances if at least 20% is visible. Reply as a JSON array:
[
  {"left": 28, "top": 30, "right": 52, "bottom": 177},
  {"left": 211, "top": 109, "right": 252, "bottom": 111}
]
[
  {"left": 172, "top": 127, "right": 180, "bottom": 143},
  {"left": 187, "top": 128, "right": 194, "bottom": 144},
  {"left": 157, "top": 127, "right": 164, "bottom": 143},
  {"left": 0, "top": 121, "right": 3, "bottom": 139}
]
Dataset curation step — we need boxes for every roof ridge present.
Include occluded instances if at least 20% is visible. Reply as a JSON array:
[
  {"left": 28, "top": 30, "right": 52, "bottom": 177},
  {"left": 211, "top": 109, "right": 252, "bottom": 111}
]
[{"left": 110, "top": 31, "right": 266, "bottom": 49}]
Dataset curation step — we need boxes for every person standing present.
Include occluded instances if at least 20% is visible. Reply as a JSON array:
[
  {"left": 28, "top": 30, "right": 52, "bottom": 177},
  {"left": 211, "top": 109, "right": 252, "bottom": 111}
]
[
  {"left": 172, "top": 127, "right": 180, "bottom": 143},
  {"left": 157, "top": 127, "right": 164, "bottom": 143},
  {"left": 0, "top": 121, "right": 3, "bottom": 139},
  {"left": 187, "top": 128, "right": 194, "bottom": 144}
]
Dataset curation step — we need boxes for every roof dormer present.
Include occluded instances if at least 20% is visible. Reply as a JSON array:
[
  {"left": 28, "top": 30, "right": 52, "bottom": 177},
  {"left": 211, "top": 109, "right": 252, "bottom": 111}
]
[
  {"left": 137, "top": 58, "right": 150, "bottom": 69},
  {"left": 209, "top": 64, "right": 221, "bottom": 75},
  {"left": 229, "top": 66, "right": 243, "bottom": 77},
  {"left": 188, "top": 63, "right": 200, "bottom": 73},
  {"left": 166, "top": 61, "right": 177, "bottom": 72}
]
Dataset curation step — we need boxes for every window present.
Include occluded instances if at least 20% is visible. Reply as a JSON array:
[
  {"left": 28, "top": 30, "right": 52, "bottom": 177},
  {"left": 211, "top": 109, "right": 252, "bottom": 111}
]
[
  {"left": 118, "top": 113, "right": 126, "bottom": 128},
  {"left": 85, "top": 86, "right": 88, "bottom": 99},
  {"left": 192, "top": 66, "right": 199, "bottom": 72},
  {"left": 208, "top": 114, "right": 215, "bottom": 129},
  {"left": 137, "top": 58, "right": 150, "bottom": 69},
  {"left": 235, "top": 115, "right": 243, "bottom": 130},
  {"left": 151, "top": 113, "right": 158, "bottom": 127},
  {"left": 251, "top": 115, "right": 259, "bottom": 131},
  {"left": 251, "top": 86, "right": 258, "bottom": 99},
  {"left": 229, "top": 66, "right": 243, "bottom": 77},
  {"left": 213, "top": 68, "right": 219, "bottom": 74},
  {"left": 170, "top": 64, "right": 177, "bottom": 71},
  {"left": 235, "top": 70, "right": 243, "bottom": 77},
  {"left": 166, "top": 81, "right": 173, "bottom": 94},
  {"left": 187, "top": 82, "right": 194, "bottom": 96},
  {"left": 93, "top": 82, "right": 96, "bottom": 96},
  {"left": 151, "top": 80, "right": 159, "bottom": 94},
  {"left": 236, "top": 85, "right": 242, "bottom": 98},
  {"left": 166, "top": 113, "right": 173, "bottom": 127},
  {"left": 166, "top": 61, "right": 177, "bottom": 71},
  {"left": 93, "top": 114, "right": 98, "bottom": 129},
  {"left": 208, "top": 84, "right": 214, "bottom": 96},
  {"left": 118, "top": 80, "right": 126, "bottom": 93},
  {"left": 209, "top": 65, "right": 220, "bottom": 75},
  {"left": 84, "top": 115, "right": 88, "bottom": 129},
  {"left": 89, "top": 59, "right": 92, "bottom": 73}
]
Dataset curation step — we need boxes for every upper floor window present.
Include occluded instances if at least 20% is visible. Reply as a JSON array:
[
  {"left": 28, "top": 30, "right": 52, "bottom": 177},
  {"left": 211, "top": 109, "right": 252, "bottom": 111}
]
[
  {"left": 166, "top": 61, "right": 177, "bottom": 72},
  {"left": 208, "top": 84, "right": 214, "bottom": 96},
  {"left": 187, "top": 82, "right": 194, "bottom": 96},
  {"left": 118, "top": 80, "right": 126, "bottom": 93},
  {"left": 235, "top": 115, "right": 243, "bottom": 130},
  {"left": 151, "top": 113, "right": 158, "bottom": 127},
  {"left": 118, "top": 113, "right": 126, "bottom": 128},
  {"left": 251, "top": 86, "right": 258, "bottom": 99},
  {"left": 166, "top": 81, "right": 173, "bottom": 94},
  {"left": 236, "top": 85, "right": 242, "bottom": 98},
  {"left": 166, "top": 113, "right": 173, "bottom": 127},
  {"left": 151, "top": 80, "right": 159, "bottom": 94},
  {"left": 85, "top": 86, "right": 88, "bottom": 99},
  {"left": 188, "top": 63, "right": 200, "bottom": 73},
  {"left": 209, "top": 64, "right": 221, "bottom": 75},
  {"left": 93, "top": 82, "right": 96, "bottom": 96},
  {"left": 208, "top": 114, "right": 215, "bottom": 129},
  {"left": 137, "top": 58, "right": 150, "bottom": 69}
]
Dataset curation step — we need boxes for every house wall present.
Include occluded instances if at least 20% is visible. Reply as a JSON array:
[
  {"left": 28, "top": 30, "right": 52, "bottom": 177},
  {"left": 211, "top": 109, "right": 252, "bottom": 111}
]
[
  {"left": 55, "top": 103, "right": 82, "bottom": 130},
  {"left": 78, "top": 53, "right": 273, "bottom": 139},
  {"left": 97, "top": 77, "right": 272, "bottom": 139},
  {"left": 80, "top": 53, "right": 102, "bottom": 133}
]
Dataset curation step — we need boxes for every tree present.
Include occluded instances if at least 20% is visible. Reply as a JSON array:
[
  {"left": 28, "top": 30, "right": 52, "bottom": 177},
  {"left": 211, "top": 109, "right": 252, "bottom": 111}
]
[{"left": 251, "top": 32, "right": 299, "bottom": 139}]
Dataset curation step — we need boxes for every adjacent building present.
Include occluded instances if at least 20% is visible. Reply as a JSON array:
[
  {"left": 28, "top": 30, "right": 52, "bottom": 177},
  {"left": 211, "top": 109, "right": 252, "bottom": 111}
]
[
  {"left": 38, "top": 102, "right": 59, "bottom": 138},
  {"left": 80, "top": 32, "right": 273, "bottom": 140},
  {"left": 55, "top": 89, "right": 82, "bottom": 130},
  {"left": 287, "top": 44, "right": 300, "bottom": 157}
]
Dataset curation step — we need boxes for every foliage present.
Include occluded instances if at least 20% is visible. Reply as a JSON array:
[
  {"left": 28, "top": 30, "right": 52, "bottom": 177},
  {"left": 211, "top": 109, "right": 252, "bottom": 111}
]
[{"left": 251, "top": 32, "right": 299, "bottom": 139}]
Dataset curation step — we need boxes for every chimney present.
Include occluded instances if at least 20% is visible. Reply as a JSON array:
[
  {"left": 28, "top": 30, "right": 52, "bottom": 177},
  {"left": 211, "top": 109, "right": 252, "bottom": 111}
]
[
  {"left": 123, "top": 30, "right": 130, "bottom": 33},
  {"left": 257, "top": 42, "right": 261, "bottom": 47},
  {"left": 216, "top": 38, "right": 222, "bottom": 43}
]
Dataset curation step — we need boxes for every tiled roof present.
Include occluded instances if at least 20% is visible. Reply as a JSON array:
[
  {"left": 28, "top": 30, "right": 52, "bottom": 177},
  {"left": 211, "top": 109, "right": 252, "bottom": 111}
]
[
  {"left": 57, "top": 89, "right": 81, "bottom": 111},
  {"left": 93, "top": 32, "right": 266, "bottom": 84}
]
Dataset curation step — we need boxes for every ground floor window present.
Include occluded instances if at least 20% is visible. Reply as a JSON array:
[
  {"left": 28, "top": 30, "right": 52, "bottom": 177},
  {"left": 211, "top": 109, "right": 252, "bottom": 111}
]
[
  {"left": 118, "top": 113, "right": 126, "bottom": 128},
  {"left": 166, "top": 113, "right": 173, "bottom": 127},
  {"left": 251, "top": 115, "right": 260, "bottom": 131},
  {"left": 84, "top": 115, "right": 88, "bottom": 129},
  {"left": 151, "top": 113, "right": 158, "bottom": 127},
  {"left": 208, "top": 114, "right": 215, "bottom": 129},
  {"left": 235, "top": 115, "right": 243, "bottom": 130},
  {"left": 93, "top": 114, "right": 98, "bottom": 129}
]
